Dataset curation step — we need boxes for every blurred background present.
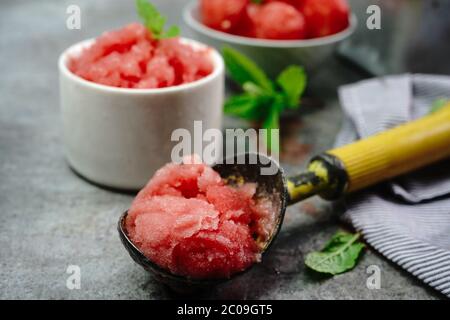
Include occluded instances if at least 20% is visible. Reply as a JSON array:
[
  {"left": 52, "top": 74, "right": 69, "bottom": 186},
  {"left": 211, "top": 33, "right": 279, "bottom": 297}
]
[
  {"left": 4, "top": 0, "right": 450, "bottom": 75},
  {"left": 2, "top": 0, "right": 449, "bottom": 80},
  {"left": 343, "top": 0, "right": 450, "bottom": 75}
]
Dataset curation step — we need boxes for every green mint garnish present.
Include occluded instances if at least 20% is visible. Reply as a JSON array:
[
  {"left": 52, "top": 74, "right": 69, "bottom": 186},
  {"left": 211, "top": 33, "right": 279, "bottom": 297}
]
[
  {"left": 429, "top": 98, "right": 449, "bottom": 114},
  {"left": 136, "top": 0, "right": 180, "bottom": 40},
  {"left": 305, "top": 231, "right": 365, "bottom": 275},
  {"left": 276, "top": 66, "right": 307, "bottom": 109},
  {"left": 223, "top": 47, "right": 274, "bottom": 93},
  {"left": 222, "top": 47, "right": 308, "bottom": 152}
]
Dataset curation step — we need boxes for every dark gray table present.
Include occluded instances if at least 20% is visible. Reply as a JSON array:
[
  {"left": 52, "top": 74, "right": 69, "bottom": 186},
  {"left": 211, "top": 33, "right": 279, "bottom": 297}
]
[{"left": 0, "top": 0, "right": 443, "bottom": 299}]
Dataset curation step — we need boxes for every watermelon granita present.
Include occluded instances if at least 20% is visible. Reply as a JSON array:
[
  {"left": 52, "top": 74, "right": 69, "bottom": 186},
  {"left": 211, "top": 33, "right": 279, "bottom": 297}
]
[
  {"left": 126, "top": 156, "right": 277, "bottom": 279},
  {"left": 68, "top": 23, "right": 213, "bottom": 89},
  {"left": 200, "top": 0, "right": 350, "bottom": 40}
]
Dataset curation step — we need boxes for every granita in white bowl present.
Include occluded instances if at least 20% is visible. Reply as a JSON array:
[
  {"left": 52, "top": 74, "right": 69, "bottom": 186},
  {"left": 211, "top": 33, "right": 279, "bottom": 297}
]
[
  {"left": 59, "top": 1, "right": 224, "bottom": 190},
  {"left": 68, "top": 22, "right": 215, "bottom": 89}
]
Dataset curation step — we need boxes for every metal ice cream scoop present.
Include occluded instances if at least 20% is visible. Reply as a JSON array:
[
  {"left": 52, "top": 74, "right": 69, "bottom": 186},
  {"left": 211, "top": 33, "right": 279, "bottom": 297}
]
[
  {"left": 119, "top": 103, "right": 450, "bottom": 292},
  {"left": 117, "top": 152, "right": 287, "bottom": 292}
]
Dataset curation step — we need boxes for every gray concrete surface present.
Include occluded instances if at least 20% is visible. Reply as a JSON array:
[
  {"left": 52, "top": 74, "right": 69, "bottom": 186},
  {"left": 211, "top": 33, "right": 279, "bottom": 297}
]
[{"left": 0, "top": 0, "right": 444, "bottom": 299}]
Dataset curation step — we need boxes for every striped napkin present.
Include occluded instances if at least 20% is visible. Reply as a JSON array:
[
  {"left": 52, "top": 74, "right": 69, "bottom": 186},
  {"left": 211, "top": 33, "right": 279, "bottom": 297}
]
[{"left": 335, "top": 74, "right": 450, "bottom": 297}]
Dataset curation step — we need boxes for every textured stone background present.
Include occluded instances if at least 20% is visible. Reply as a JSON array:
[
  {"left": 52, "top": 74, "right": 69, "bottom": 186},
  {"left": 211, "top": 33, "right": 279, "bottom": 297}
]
[{"left": 0, "top": 0, "right": 445, "bottom": 299}]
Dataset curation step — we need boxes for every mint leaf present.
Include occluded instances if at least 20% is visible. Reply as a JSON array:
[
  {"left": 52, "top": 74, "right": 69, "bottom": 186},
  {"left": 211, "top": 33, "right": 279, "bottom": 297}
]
[
  {"left": 136, "top": 0, "right": 162, "bottom": 33},
  {"left": 277, "top": 66, "right": 306, "bottom": 109},
  {"left": 135, "top": 0, "right": 179, "bottom": 39},
  {"left": 136, "top": 0, "right": 157, "bottom": 21},
  {"left": 262, "top": 101, "right": 281, "bottom": 153},
  {"left": 163, "top": 25, "right": 181, "bottom": 38},
  {"left": 224, "top": 94, "right": 268, "bottom": 121},
  {"left": 305, "top": 231, "right": 365, "bottom": 275},
  {"left": 429, "top": 99, "right": 449, "bottom": 114},
  {"left": 251, "top": 0, "right": 264, "bottom": 3},
  {"left": 222, "top": 47, "right": 308, "bottom": 153},
  {"left": 242, "top": 82, "right": 265, "bottom": 96},
  {"left": 222, "top": 47, "right": 274, "bottom": 93}
]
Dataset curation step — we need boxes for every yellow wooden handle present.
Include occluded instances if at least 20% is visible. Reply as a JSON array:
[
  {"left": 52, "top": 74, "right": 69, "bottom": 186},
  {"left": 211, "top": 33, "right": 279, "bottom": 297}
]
[{"left": 328, "top": 104, "right": 450, "bottom": 193}]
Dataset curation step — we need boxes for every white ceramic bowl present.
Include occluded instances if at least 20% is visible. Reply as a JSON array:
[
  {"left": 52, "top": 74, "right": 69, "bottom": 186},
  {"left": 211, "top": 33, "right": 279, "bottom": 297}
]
[
  {"left": 59, "top": 38, "right": 224, "bottom": 190},
  {"left": 183, "top": 1, "right": 357, "bottom": 76}
]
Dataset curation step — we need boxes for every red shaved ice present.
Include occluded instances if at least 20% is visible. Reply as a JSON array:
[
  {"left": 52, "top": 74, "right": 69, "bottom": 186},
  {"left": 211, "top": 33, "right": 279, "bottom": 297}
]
[
  {"left": 233, "top": 3, "right": 260, "bottom": 37},
  {"left": 126, "top": 156, "right": 277, "bottom": 279},
  {"left": 301, "top": 0, "right": 350, "bottom": 38},
  {"left": 254, "top": 2, "right": 306, "bottom": 40},
  {"left": 266, "top": 0, "right": 305, "bottom": 8},
  {"left": 68, "top": 23, "right": 213, "bottom": 89},
  {"left": 200, "top": 0, "right": 351, "bottom": 40},
  {"left": 200, "top": 0, "right": 248, "bottom": 33}
]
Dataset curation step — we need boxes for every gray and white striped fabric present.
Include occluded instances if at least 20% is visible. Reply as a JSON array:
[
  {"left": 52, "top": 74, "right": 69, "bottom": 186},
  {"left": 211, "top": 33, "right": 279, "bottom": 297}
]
[{"left": 336, "top": 74, "right": 450, "bottom": 297}]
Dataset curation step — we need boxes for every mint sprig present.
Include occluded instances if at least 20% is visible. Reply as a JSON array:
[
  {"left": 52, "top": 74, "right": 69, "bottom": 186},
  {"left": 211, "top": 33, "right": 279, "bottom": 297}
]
[
  {"left": 305, "top": 231, "right": 365, "bottom": 275},
  {"left": 222, "top": 47, "right": 307, "bottom": 152},
  {"left": 136, "top": 0, "right": 180, "bottom": 40},
  {"left": 277, "top": 66, "right": 307, "bottom": 109},
  {"left": 223, "top": 47, "right": 274, "bottom": 93},
  {"left": 429, "top": 98, "right": 449, "bottom": 114}
]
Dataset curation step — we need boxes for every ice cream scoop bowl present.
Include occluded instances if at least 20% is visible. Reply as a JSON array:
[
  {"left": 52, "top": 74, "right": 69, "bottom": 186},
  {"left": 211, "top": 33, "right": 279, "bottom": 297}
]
[
  {"left": 118, "top": 153, "right": 288, "bottom": 292},
  {"left": 119, "top": 104, "right": 450, "bottom": 291}
]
